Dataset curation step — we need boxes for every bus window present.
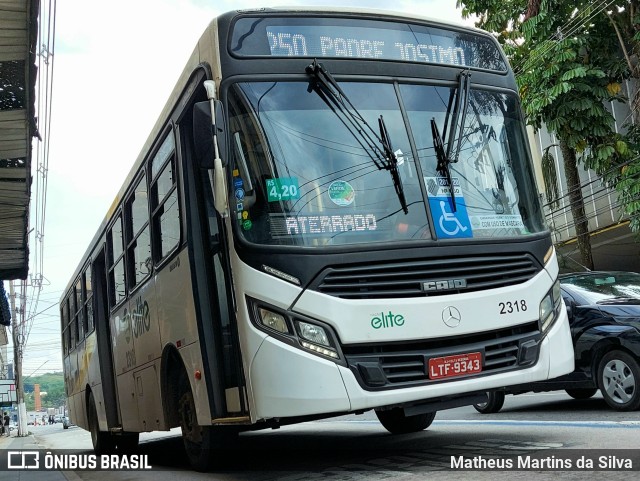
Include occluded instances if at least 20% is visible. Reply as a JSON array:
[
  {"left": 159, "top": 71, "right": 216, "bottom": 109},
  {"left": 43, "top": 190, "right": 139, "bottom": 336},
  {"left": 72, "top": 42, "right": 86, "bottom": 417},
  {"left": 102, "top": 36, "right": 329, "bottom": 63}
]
[
  {"left": 69, "top": 299, "right": 76, "bottom": 351},
  {"left": 127, "top": 174, "right": 152, "bottom": 287},
  {"left": 75, "top": 279, "right": 84, "bottom": 342},
  {"left": 151, "top": 133, "right": 175, "bottom": 179},
  {"left": 61, "top": 299, "right": 69, "bottom": 355},
  {"left": 108, "top": 215, "right": 126, "bottom": 306},
  {"left": 151, "top": 133, "right": 181, "bottom": 260},
  {"left": 84, "top": 265, "right": 94, "bottom": 334}
]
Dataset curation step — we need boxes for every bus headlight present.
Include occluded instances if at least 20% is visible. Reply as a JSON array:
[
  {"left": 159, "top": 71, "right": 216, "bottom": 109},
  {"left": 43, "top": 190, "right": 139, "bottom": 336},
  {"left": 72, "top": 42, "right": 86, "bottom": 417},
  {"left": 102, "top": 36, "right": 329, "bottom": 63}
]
[
  {"left": 248, "top": 297, "right": 343, "bottom": 362},
  {"left": 298, "top": 321, "right": 330, "bottom": 346},
  {"left": 296, "top": 321, "right": 339, "bottom": 359},
  {"left": 540, "top": 279, "right": 562, "bottom": 335},
  {"left": 258, "top": 308, "right": 290, "bottom": 334}
]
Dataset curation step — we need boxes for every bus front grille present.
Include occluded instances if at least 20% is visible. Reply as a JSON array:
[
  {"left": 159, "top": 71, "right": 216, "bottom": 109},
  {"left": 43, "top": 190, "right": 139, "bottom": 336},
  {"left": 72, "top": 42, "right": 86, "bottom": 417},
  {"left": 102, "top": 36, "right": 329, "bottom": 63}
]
[
  {"left": 313, "top": 253, "right": 540, "bottom": 299},
  {"left": 343, "top": 321, "right": 541, "bottom": 390}
]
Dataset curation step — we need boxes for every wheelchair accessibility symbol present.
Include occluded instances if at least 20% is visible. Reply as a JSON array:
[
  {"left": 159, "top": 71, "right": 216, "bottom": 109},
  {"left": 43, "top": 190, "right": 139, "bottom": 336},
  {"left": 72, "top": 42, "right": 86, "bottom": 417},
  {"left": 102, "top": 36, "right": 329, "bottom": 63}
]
[{"left": 430, "top": 197, "right": 473, "bottom": 239}]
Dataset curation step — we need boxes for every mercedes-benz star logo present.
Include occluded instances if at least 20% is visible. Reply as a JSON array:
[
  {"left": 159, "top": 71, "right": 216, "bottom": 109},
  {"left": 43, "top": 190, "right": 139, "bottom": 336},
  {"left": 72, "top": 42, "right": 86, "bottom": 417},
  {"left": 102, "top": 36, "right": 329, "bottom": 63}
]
[{"left": 442, "top": 306, "right": 461, "bottom": 328}]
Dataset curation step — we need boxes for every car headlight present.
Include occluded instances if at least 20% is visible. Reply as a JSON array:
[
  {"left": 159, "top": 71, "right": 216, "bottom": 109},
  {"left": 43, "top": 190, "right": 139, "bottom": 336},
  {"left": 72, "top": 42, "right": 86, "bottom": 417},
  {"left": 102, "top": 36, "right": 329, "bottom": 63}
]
[{"left": 540, "top": 279, "right": 562, "bottom": 334}]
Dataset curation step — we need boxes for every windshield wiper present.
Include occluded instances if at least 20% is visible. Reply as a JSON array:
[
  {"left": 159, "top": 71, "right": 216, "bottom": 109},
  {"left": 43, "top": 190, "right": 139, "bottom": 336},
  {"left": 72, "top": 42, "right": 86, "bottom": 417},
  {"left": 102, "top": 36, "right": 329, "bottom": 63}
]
[
  {"left": 431, "top": 69, "right": 472, "bottom": 213},
  {"left": 444, "top": 68, "right": 471, "bottom": 164},
  {"left": 431, "top": 119, "right": 456, "bottom": 211},
  {"left": 379, "top": 115, "right": 408, "bottom": 214},
  {"left": 306, "top": 59, "right": 408, "bottom": 214}
]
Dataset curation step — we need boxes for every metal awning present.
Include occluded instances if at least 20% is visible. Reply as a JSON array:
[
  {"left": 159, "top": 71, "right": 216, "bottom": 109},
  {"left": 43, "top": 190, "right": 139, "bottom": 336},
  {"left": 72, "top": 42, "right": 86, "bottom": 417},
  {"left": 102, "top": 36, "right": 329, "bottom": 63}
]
[{"left": 0, "top": 0, "right": 39, "bottom": 280}]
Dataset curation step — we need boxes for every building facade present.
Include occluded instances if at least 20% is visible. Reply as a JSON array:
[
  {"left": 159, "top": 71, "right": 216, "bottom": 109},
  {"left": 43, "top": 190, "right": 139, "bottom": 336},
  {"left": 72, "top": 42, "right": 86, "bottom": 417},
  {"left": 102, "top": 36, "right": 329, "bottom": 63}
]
[{"left": 529, "top": 80, "right": 640, "bottom": 273}]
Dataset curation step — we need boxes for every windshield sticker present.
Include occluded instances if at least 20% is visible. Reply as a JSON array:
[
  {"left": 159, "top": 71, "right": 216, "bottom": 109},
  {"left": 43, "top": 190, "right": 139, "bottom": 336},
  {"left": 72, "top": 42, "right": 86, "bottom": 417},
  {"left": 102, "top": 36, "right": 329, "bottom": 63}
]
[
  {"left": 266, "top": 177, "right": 300, "bottom": 202},
  {"left": 242, "top": 219, "right": 253, "bottom": 230},
  {"left": 425, "top": 176, "right": 462, "bottom": 198},
  {"left": 235, "top": 188, "right": 245, "bottom": 200},
  {"left": 424, "top": 176, "right": 472, "bottom": 238},
  {"left": 430, "top": 196, "right": 473, "bottom": 239},
  {"left": 280, "top": 213, "right": 377, "bottom": 235},
  {"left": 470, "top": 214, "right": 525, "bottom": 230},
  {"left": 328, "top": 180, "right": 355, "bottom": 206}
]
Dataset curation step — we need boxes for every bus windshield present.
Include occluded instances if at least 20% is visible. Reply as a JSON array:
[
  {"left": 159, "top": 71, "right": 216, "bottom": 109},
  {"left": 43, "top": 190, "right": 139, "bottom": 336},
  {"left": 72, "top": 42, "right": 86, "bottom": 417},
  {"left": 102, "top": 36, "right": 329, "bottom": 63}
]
[{"left": 228, "top": 80, "right": 545, "bottom": 247}]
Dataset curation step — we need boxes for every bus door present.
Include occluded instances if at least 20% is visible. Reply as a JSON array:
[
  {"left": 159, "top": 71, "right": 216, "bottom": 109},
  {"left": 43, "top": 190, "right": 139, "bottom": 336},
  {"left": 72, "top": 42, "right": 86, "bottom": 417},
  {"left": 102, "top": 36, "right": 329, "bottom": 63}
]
[
  {"left": 178, "top": 90, "right": 248, "bottom": 419},
  {"left": 92, "top": 248, "right": 120, "bottom": 427}
]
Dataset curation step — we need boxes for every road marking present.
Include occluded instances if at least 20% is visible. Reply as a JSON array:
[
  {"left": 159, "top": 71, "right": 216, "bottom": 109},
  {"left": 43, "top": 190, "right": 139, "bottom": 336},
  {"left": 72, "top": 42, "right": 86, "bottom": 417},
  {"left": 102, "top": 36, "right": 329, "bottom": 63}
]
[
  {"left": 336, "top": 419, "right": 640, "bottom": 428},
  {"left": 433, "top": 420, "right": 640, "bottom": 428}
]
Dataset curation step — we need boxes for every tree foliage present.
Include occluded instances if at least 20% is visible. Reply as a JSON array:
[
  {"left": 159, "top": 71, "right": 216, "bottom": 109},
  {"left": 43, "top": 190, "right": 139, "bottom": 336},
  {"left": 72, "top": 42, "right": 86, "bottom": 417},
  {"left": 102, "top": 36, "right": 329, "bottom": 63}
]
[
  {"left": 458, "top": 0, "right": 640, "bottom": 267},
  {"left": 23, "top": 372, "right": 66, "bottom": 411}
]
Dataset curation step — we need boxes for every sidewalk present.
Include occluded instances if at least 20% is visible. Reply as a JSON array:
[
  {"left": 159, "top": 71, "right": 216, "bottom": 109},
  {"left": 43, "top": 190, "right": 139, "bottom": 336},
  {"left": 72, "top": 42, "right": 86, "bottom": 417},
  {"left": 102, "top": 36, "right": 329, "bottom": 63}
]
[{"left": 0, "top": 430, "right": 71, "bottom": 480}]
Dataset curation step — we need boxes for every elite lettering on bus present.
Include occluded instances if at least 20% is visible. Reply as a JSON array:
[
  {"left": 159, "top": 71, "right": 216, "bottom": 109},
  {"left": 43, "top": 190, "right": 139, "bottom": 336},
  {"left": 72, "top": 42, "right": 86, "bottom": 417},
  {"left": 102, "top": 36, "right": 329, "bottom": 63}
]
[{"left": 123, "top": 296, "right": 151, "bottom": 340}]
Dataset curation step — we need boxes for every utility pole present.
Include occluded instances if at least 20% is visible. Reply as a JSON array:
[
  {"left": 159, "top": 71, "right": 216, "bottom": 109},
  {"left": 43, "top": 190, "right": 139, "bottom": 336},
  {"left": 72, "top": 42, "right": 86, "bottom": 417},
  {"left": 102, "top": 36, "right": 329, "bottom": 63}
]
[{"left": 9, "top": 281, "right": 27, "bottom": 436}]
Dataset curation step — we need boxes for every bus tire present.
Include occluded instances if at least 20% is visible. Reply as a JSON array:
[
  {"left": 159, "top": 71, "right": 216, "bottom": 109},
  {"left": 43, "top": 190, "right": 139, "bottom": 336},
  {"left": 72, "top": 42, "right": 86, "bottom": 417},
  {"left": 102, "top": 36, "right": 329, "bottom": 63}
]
[
  {"left": 473, "top": 391, "right": 505, "bottom": 414},
  {"left": 88, "top": 391, "right": 115, "bottom": 454},
  {"left": 598, "top": 350, "right": 640, "bottom": 411},
  {"left": 178, "top": 386, "right": 214, "bottom": 471},
  {"left": 375, "top": 408, "right": 436, "bottom": 434},
  {"left": 565, "top": 388, "right": 598, "bottom": 400}
]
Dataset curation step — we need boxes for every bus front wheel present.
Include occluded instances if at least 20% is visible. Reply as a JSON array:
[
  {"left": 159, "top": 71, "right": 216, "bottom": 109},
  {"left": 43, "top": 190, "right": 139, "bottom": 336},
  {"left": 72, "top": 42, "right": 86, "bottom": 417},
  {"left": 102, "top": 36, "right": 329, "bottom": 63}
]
[
  {"left": 179, "top": 387, "right": 215, "bottom": 471},
  {"left": 88, "top": 391, "right": 115, "bottom": 454},
  {"left": 375, "top": 408, "right": 436, "bottom": 434}
]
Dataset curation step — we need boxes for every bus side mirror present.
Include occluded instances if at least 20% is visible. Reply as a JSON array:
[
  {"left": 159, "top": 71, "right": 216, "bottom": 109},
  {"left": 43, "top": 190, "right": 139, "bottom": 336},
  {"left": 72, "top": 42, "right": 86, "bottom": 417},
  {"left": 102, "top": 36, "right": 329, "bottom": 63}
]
[{"left": 193, "top": 100, "right": 227, "bottom": 168}]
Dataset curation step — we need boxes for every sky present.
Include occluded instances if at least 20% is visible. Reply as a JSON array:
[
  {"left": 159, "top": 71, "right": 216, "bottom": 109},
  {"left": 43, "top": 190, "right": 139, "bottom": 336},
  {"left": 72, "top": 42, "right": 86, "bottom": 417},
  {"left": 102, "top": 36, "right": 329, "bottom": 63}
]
[{"left": 16, "top": 0, "right": 476, "bottom": 376}]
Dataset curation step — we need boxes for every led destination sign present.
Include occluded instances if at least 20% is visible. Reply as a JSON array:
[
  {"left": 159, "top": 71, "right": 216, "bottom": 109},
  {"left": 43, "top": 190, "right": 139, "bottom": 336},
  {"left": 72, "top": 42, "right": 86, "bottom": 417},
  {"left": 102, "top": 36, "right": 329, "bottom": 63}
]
[
  {"left": 267, "top": 26, "right": 468, "bottom": 65},
  {"left": 231, "top": 17, "right": 507, "bottom": 71}
]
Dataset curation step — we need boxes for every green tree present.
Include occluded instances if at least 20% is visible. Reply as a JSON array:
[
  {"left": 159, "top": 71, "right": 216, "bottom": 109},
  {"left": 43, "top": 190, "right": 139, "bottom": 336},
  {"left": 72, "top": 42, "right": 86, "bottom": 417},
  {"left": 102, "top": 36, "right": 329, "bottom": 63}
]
[
  {"left": 23, "top": 372, "right": 66, "bottom": 411},
  {"left": 458, "top": 0, "right": 632, "bottom": 269}
]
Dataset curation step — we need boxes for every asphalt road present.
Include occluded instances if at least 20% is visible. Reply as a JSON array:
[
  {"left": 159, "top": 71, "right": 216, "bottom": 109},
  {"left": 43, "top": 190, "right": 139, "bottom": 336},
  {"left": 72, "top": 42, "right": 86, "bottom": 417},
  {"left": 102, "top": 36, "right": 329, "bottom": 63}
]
[{"left": 24, "top": 391, "right": 640, "bottom": 481}]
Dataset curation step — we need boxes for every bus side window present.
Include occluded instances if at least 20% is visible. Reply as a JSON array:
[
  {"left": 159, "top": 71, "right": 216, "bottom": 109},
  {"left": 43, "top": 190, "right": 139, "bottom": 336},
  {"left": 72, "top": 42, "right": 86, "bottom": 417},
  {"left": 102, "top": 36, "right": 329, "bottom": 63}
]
[
  {"left": 126, "top": 174, "right": 152, "bottom": 287},
  {"left": 61, "top": 298, "right": 69, "bottom": 355},
  {"left": 75, "top": 279, "right": 84, "bottom": 342},
  {"left": 150, "top": 132, "right": 181, "bottom": 260},
  {"left": 108, "top": 214, "right": 127, "bottom": 307},
  {"left": 84, "top": 265, "right": 94, "bottom": 334}
]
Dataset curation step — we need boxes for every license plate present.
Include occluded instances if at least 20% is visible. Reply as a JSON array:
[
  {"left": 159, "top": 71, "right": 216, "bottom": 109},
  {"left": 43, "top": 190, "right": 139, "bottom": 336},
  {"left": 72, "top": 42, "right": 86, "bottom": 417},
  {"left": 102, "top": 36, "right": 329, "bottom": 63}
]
[{"left": 428, "top": 352, "right": 482, "bottom": 380}]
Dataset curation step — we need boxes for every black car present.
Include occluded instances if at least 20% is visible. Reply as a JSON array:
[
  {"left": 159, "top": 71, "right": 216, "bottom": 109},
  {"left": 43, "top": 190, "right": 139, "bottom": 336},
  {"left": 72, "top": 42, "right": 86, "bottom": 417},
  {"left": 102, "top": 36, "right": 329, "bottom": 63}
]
[{"left": 475, "top": 271, "right": 640, "bottom": 413}]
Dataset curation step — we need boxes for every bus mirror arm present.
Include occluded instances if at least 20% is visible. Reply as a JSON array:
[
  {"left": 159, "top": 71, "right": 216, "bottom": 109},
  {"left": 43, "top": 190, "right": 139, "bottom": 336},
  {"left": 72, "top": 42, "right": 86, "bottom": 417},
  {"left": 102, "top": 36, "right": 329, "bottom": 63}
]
[
  {"left": 213, "top": 155, "right": 229, "bottom": 217},
  {"left": 205, "top": 81, "right": 229, "bottom": 216}
]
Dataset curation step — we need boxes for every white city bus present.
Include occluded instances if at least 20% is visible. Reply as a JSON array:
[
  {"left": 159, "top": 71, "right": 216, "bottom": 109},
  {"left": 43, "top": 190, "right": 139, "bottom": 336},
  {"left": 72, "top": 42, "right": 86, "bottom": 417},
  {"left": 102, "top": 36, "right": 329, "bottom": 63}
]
[{"left": 60, "top": 7, "right": 573, "bottom": 470}]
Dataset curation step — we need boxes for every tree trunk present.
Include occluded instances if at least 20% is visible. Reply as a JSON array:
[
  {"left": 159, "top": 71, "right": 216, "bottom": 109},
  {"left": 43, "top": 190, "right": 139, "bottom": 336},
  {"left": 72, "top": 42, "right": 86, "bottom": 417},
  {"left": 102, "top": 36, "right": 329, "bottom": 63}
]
[{"left": 559, "top": 139, "right": 594, "bottom": 270}]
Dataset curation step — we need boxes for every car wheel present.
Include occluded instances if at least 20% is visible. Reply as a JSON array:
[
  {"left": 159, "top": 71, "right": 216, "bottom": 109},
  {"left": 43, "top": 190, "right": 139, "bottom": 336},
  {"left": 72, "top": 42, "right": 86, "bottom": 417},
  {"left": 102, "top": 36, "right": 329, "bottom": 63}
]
[
  {"left": 88, "top": 392, "right": 115, "bottom": 453},
  {"left": 375, "top": 408, "right": 436, "bottom": 434},
  {"left": 565, "top": 388, "right": 598, "bottom": 400},
  {"left": 598, "top": 350, "right": 640, "bottom": 411},
  {"left": 473, "top": 391, "right": 505, "bottom": 414}
]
